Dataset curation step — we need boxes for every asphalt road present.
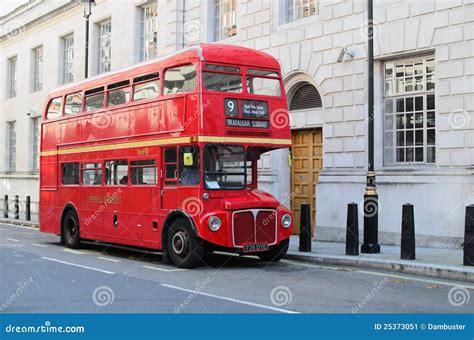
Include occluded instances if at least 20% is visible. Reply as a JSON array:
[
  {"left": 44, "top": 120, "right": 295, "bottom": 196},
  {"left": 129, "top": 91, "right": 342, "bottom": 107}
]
[{"left": 0, "top": 223, "right": 472, "bottom": 313}]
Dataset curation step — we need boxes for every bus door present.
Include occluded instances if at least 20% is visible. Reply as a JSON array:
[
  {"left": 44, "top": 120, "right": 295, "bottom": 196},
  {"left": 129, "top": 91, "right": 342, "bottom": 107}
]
[
  {"left": 101, "top": 160, "right": 132, "bottom": 245},
  {"left": 128, "top": 158, "right": 160, "bottom": 247},
  {"left": 79, "top": 162, "right": 105, "bottom": 238},
  {"left": 161, "top": 147, "right": 178, "bottom": 210}
]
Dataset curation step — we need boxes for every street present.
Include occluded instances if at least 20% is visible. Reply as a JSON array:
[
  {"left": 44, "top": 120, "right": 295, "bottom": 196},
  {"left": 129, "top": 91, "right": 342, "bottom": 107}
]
[{"left": 0, "top": 223, "right": 472, "bottom": 314}]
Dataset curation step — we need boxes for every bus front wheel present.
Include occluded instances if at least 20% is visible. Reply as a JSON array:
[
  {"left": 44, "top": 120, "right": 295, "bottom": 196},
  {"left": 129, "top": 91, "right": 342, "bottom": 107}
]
[
  {"left": 167, "top": 218, "right": 204, "bottom": 268},
  {"left": 62, "top": 210, "right": 81, "bottom": 249},
  {"left": 258, "top": 238, "right": 289, "bottom": 262}
]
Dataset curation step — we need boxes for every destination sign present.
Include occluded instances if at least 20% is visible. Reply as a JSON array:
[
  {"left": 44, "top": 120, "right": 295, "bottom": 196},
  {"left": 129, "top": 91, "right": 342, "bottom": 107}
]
[
  {"left": 241, "top": 100, "right": 268, "bottom": 118},
  {"left": 226, "top": 119, "right": 270, "bottom": 129}
]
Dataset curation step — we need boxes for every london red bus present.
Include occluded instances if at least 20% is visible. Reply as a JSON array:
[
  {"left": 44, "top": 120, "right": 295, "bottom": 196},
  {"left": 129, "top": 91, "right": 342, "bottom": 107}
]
[{"left": 39, "top": 44, "right": 293, "bottom": 268}]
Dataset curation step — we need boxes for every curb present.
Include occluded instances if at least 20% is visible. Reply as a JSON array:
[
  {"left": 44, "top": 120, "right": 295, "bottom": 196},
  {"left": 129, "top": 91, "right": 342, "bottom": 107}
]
[
  {"left": 0, "top": 219, "right": 38, "bottom": 228},
  {"left": 286, "top": 252, "right": 474, "bottom": 284}
]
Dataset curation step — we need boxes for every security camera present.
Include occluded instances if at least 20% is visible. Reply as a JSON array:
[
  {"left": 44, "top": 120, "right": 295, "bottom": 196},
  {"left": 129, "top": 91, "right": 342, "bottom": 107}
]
[{"left": 337, "top": 47, "right": 354, "bottom": 62}]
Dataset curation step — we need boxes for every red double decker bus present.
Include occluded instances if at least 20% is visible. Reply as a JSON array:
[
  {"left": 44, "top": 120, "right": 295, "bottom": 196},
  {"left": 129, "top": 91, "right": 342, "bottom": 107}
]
[{"left": 39, "top": 44, "right": 293, "bottom": 268}]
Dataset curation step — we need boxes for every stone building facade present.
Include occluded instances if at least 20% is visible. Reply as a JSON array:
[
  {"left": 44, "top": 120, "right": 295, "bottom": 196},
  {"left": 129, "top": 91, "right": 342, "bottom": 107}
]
[{"left": 1, "top": 0, "right": 473, "bottom": 247}]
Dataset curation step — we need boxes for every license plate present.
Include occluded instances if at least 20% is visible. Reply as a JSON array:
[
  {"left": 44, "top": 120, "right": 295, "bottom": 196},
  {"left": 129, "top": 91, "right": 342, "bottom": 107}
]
[{"left": 243, "top": 243, "right": 269, "bottom": 253}]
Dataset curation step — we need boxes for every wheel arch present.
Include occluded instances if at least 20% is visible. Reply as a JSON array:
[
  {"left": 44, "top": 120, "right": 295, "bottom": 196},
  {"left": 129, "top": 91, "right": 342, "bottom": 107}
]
[
  {"left": 60, "top": 202, "right": 79, "bottom": 243},
  {"left": 161, "top": 209, "right": 198, "bottom": 264}
]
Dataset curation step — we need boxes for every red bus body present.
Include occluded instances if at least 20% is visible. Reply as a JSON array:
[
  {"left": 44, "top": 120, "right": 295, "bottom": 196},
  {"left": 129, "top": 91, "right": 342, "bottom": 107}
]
[{"left": 39, "top": 44, "right": 293, "bottom": 266}]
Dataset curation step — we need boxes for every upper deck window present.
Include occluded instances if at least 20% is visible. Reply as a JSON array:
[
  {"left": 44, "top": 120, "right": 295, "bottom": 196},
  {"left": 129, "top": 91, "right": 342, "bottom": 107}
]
[
  {"left": 164, "top": 65, "right": 196, "bottom": 95},
  {"left": 84, "top": 87, "right": 105, "bottom": 111},
  {"left": 107, "top": 80, "right": 131, "bottom": 107},
  {"left": 65, "top": 92, "right": 83, "bottom": 115},
  {"left": 204, "top": 64, "right": 240, "bottom": 73},
  {"left": 133, "top": 73, "right": 160, "bottom": 101},
  {"left": 47, "top": 97, "right": 63, "bottom": 119},
  {"left": 203, "top": 63, "right": 242, "bottom": 93},
  {"left": 246, "top": 69, "right": 282, "bottom": 97}
]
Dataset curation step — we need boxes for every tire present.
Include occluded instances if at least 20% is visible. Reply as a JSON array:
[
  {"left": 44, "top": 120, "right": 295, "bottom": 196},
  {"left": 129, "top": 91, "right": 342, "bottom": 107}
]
[
  {"left": 62, "top": 209, "right": 81, "bottom": 249},
  {"left": 258, "top": 238, "right": 289, "bottom": 262},
  {"left": 167, "top": 218, "right": 205, "bottom": 268}
]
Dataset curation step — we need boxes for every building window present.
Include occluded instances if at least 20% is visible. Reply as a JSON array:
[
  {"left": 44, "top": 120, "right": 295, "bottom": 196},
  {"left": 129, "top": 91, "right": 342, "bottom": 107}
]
[
  {"left": 140, "top": 2, "right": 158, "bottom": 61},
  {"left": 62, "top": 33, "right": 74, "bottom": 84},
  {"left": 32, "top": 46, "right": 43, "bottom": 92},
  {"left": 289, "top": 83, "right": 322, "bottom": 110},
  {"left": 7, "top": 121, "right": 16, "bottom": 171},
  {"left": 384, "top": 55, "right": 436, "bottom": 165},
  {"left": 286, "top": 0, "right": 318, "bottom": 23},
  {"left": 7, "top": 56, "right": 17, "bottom": 99},
  {"left": 97, "top": 20, "right": 112, "bottom": 74},
  {"left": 32, "top": 117, "right": 40, "bottom": 171},
  {"left": 213, "top": 0, "right": 237, "bottom": 41}
]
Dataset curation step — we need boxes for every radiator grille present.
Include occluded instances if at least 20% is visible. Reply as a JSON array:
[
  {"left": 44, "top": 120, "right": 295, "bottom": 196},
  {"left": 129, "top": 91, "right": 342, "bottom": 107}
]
[{"left": 232, "top": 210, "right": 277, "bottom": 247}]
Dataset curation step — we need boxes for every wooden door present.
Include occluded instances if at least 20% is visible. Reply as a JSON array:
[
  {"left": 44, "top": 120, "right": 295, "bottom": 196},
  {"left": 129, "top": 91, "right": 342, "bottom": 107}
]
[{"left": 291, "top": 129, "right": 323, "bottom": 235}]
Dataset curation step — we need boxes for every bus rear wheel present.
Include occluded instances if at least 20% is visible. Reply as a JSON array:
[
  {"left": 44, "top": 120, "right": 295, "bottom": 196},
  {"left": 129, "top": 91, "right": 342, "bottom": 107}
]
[
  {"left": 258, "top": 238, "right": 289, "bottom": 262},
  {"left": 62, "top": 210, "right": 81, "bottom": 249},
  {"left": 167, "top": 219, "right": 204, "bottom": 268}
]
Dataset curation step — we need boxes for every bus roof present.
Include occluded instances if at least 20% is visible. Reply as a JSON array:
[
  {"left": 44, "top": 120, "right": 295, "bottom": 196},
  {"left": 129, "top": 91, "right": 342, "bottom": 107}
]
[{"left": 48, "top": 44, "right": 280, "bottom": 98}]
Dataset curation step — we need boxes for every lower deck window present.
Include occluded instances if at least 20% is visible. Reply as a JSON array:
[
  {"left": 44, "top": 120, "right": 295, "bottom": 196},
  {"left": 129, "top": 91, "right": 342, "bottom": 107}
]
[
  {"left": 204, "top": 144, "right": 247, "bottom": 190},
  {"left": 131, "top": 160, "right": 157, "bottom": 185},
  {"left": 105, "top": 160, "right": 128, "bottom": 185},
  {"left": 62, "top": 163, "right": 79, "bottom": 185},
  {"left": 82, "top": 163, "right": 102, "bottom": 185}
]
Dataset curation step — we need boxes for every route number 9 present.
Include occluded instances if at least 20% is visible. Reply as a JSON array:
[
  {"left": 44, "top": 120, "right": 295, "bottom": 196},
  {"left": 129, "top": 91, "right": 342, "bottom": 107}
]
[{"left": 224, "top": 99, "right": 238, "bottom": 117}]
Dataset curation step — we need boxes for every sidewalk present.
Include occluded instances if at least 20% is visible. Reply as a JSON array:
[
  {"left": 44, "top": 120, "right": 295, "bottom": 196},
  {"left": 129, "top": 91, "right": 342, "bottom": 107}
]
[
  {"left": 0, "top": 217, "right": 38, "bottom": 228},
  {"left": 287, "top": 236, "right": 474, "bottom": 283}
]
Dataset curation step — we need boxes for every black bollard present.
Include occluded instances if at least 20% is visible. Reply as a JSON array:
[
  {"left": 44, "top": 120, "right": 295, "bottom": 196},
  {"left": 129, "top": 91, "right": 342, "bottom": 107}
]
[
  {"left": 346, "top": 203, "right": 359, "bottom": 256},
  {"left": 400, "top": 203, "right": 415, "bottom": 260},
  {"left": 3, "top": 195, "right": 7, "bottom": 218},
  {"left": 361, "top": 194, "right": 380, "bottom": 254},
  {"left": 14, "top": 195, "right": 19, "bottom": 220},
  {"left": 25, "top": 195, "right": 31, "bottom": 221},
  {"left": 299, "top": 203, "right": 311, "bottom": 252},
  {"left": 464, "top": 205, "right": 474, "bottom": 266}
]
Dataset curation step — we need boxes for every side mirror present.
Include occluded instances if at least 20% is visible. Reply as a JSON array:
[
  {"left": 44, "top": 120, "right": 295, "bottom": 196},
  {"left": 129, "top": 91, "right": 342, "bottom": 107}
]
[{"left": 183, "top": 153, "right": 193, "bottom": 166}]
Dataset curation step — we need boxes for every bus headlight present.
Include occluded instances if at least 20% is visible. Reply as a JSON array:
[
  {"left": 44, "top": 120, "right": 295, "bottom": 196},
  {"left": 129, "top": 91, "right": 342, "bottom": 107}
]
[
  {"left": 208, "top": 216, "right": 221, "bottom": 231},
  {"left": 281, "top": 214, "right": 292, "bottom": 228}
]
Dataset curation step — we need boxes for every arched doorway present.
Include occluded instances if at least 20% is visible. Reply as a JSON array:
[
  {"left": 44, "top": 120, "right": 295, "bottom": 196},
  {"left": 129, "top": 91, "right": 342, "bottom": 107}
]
[{"left": 286, "top": 77, "right": 323, "bottom": 236}]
